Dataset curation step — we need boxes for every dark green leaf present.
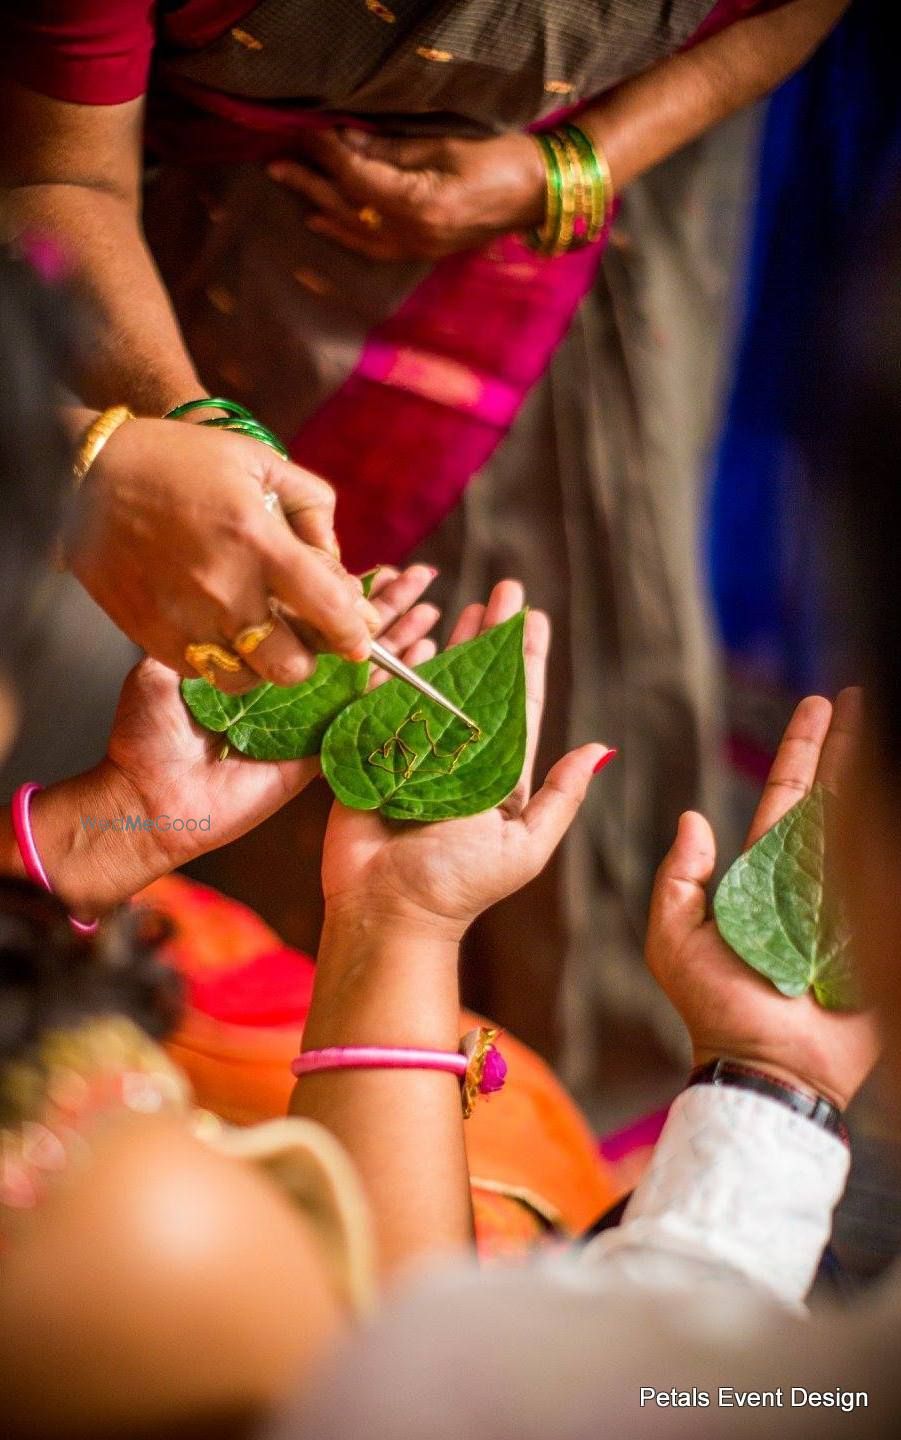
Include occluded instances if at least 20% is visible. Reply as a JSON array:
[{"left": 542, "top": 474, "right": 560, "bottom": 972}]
[
  {"left": 180, "top": 573, "right": 376, "bottom": 760},
  {"left": 713, "top": 784, "right": 858, "bottom": 1010},
  {"left": 320, "top": 612, "right": 527, "bottom": 820},
  {"left": 181, "top": 653, "right": 370, "bottom": 760}
]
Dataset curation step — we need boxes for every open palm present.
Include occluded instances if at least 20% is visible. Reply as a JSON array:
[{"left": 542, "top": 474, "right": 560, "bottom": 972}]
[
  {"left": 646, "top": 689, "right": 879, "bottom": 1110},
  {"left": 322, "top": 581, "right": 610, "bottom": 938},
  {"left": 104, "top": 565, "right": 442, "bottom": 871}
]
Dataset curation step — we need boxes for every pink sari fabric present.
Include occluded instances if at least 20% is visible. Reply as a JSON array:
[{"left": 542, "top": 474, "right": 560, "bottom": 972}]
[{"left": 292, "top": 234, "right": 608, "bottom": 570}]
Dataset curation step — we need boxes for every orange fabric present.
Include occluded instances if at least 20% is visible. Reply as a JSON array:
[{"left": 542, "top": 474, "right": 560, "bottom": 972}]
[{"left": 141, "top": 874, "right": 616, "bottom": 1252}]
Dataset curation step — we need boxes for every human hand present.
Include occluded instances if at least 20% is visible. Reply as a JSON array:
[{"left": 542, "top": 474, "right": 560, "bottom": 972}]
[
  {"left": 29, "top": 566, "right": 441, "bottom": 914},
  {"left": 268, "top": 129, "right": 546, "bottom": 261},
  {"left": 321, "top": 579, "right": 613, "bottom": 941},
  {"left": 67, "top": 416, "right": 381, "bottom": 691},
  {"left": 646, "top": 689, "right": 880, "bottom": 1111}
]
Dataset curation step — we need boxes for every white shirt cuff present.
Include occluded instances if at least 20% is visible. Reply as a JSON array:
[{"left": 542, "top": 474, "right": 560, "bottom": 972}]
[{"left": 583, "top": 1084, "right": 850, "bottom": 1308}]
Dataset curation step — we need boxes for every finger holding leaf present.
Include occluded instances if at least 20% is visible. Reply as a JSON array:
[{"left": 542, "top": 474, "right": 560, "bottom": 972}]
[
  {"left": 714, "top": 688, "right": 864, "bottom": 1009},
  {"left": 646, "top": 690, "right": 880, "bottom": 1111}
]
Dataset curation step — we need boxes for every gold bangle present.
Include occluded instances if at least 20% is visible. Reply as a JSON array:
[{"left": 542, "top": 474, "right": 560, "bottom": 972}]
[
  {"left": 543, "top": 132, "right": 578, "bottom": 254},
  {"left": 557, "top": 129, "right": 592, "bottom": 242},
  {"left": 72, "top": 405, "right": 135, "bottom": 490},
  {"left": 591, "top": 136, "right": 614, "bottom": 235},
  {"left": 557, "top": 126, "right": 609, "bottom": 248}
]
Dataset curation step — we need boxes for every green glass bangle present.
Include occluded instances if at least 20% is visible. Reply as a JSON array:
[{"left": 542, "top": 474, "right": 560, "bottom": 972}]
[
  {"left": 526, "top": 133, "right": 564, "bottom": 256},
  {"left": 560, "top": 125, "right": 602, "bottom": 243},
  {"left": 163, "top": 397, "right": 289, "bottom": 460},
  {"left": 164, "top": 397, "right": 257, "bottom": 422},
  {"left": 562, "top": 124, "right": 610, "bottom": 242},
  {"left": 545, "top": 131, "right": 578, "bottom": 252},
  {"left": 202, "top": 415, "right": 289, "bottom": 460}
]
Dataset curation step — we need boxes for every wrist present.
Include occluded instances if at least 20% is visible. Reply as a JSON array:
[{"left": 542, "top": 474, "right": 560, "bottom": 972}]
[
  {"left": 322, "top": 894, "right": 466, "bottom": 951},
  {"left": 165, "top": 394, "right": 235, "bottom": 424},
  {"left": 510, "top": 133, "right": 550, "bottom": 228},
  {"left": 690, "top": 1052, "right": 849, "bottom": 1118},
  {"left": 27, "top": 764, "right": 171, "bottom": 918},
  {"left": 307, "top": 907, "right": 461, "bottom": 1053},
  {"left": 692, "top": 1050, "right": 817, "bottom": 1101}
]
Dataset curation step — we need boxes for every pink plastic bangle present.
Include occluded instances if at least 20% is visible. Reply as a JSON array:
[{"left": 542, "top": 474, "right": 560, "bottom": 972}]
[
  {"left": 290, "top": 1046, "right": 468, "bottom": 1081},
  {"left": 10, "top": 783, "right": 99, "bottom": 937}
]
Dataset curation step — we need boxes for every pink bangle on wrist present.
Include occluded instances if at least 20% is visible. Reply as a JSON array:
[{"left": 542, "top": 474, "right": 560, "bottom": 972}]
[
  {"left": 10, "top": 783, "right": 99, "bottom": 937},
  {"left": 291, "top": 1028, "right": 507, "bottom": 1119}
]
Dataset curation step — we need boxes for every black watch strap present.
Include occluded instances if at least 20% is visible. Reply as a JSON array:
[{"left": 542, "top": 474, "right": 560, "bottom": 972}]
[{"left": 687, "top": 1059, "right": 849, "bottom": 1146}]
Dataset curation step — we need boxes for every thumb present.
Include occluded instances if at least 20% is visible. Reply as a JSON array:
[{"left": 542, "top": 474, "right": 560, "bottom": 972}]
[
  {"left": 118, "top": 656, "right": 179, "bottom": 707},
  {"left": 520, "top": 743, "right": 613, "bottom": 851},
  {"left": 109, "top": 656, "right": 184, "bottom": 738},
  {"left": 646, "top": 811, "right": 717, "bottom": 970}
]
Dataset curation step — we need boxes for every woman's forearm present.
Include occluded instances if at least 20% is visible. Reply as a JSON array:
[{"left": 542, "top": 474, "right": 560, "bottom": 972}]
[
  {"left": 289, "top": 907, "right": 473, "bottom": 1280},
  {"left": 581, "top": 0, "right": 850, "bottom": 190},
  {"left": 9, "top": 184, "right": 202, "bottom": 415},
  {"left": 0, "top": 82, "right": 201, "bottom": 415}
]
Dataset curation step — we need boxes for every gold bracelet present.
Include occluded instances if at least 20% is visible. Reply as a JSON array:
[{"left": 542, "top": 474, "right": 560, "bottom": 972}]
[
  {"left": 544, "top": 132, "right": 578, "bottom": 254},
  {"left": 72, "top": 405, "right": 135, "bottom": 490}
]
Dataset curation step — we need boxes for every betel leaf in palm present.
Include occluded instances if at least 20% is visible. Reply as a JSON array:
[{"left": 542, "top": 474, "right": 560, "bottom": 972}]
[
  {"left": 180, "top": 574, "right": 376, "bottom": 760},
  {"left": 320, "top": 611, "right": 527, "bottom": 821},
  {"left": 181, "top": 652, "right": 370, "bottom": 760},
  {"left": 713, "top": 784, "right": 858, "bottom": 1010}
]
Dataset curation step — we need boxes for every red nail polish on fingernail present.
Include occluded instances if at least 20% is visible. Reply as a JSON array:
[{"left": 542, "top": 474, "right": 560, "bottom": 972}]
[{"left": 592, "top": 748, "right": 618, "bottom": 774}]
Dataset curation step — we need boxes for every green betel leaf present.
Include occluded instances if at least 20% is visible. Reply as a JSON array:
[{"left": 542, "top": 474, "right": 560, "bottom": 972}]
[
  {"left": 320, "top": 611, "right": 527, "bottom": 821},
  {"left": 181, "top": 652, "right": 370, "bottom": 760},
  {"left": 180, "top": 573, "right": 376, "bottom": 760},
  {"left": 713, "top": 784, "right": 858, "bottom": 1010}
]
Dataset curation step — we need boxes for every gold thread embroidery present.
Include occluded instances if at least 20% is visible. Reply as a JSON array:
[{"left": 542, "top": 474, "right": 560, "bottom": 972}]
[
  {"left": 205, "top": 285, "right": 236, "bottom": 315},
  {"left": 383, "top": 348, "right": 482, "bottom": 408},
  {"left": 416, "top": 46, "right": 454, "bottom": 63},
  {"left": 231, "top": 27, "right": 264, "bottom": 50},
  {"left": 544, "top": 80, "right": 573, "bottom": 95},
  {"left": 292, "top": 267, "right": 333, "bottom": 297},
  {"left": 367, "top": 710, "right": 481, "bottom": 782},
  {"left": 365, "top": 0, "right": 397, "bottom": 21}
]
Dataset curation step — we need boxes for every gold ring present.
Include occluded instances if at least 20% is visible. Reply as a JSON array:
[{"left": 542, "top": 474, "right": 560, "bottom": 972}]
[
  {"left": 234, "top": 617, "right": 276, "bottom": 657},
  {"left": 185, "top": 642, "right": 244, "bottom": 685},
  {"left": 357, "top": 206, "right": 382, "bottom": 231}
]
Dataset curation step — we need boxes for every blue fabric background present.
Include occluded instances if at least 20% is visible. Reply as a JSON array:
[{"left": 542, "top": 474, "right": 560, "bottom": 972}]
[{"left": 708, "top": 0, "right": 901, "bottom": 692}]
